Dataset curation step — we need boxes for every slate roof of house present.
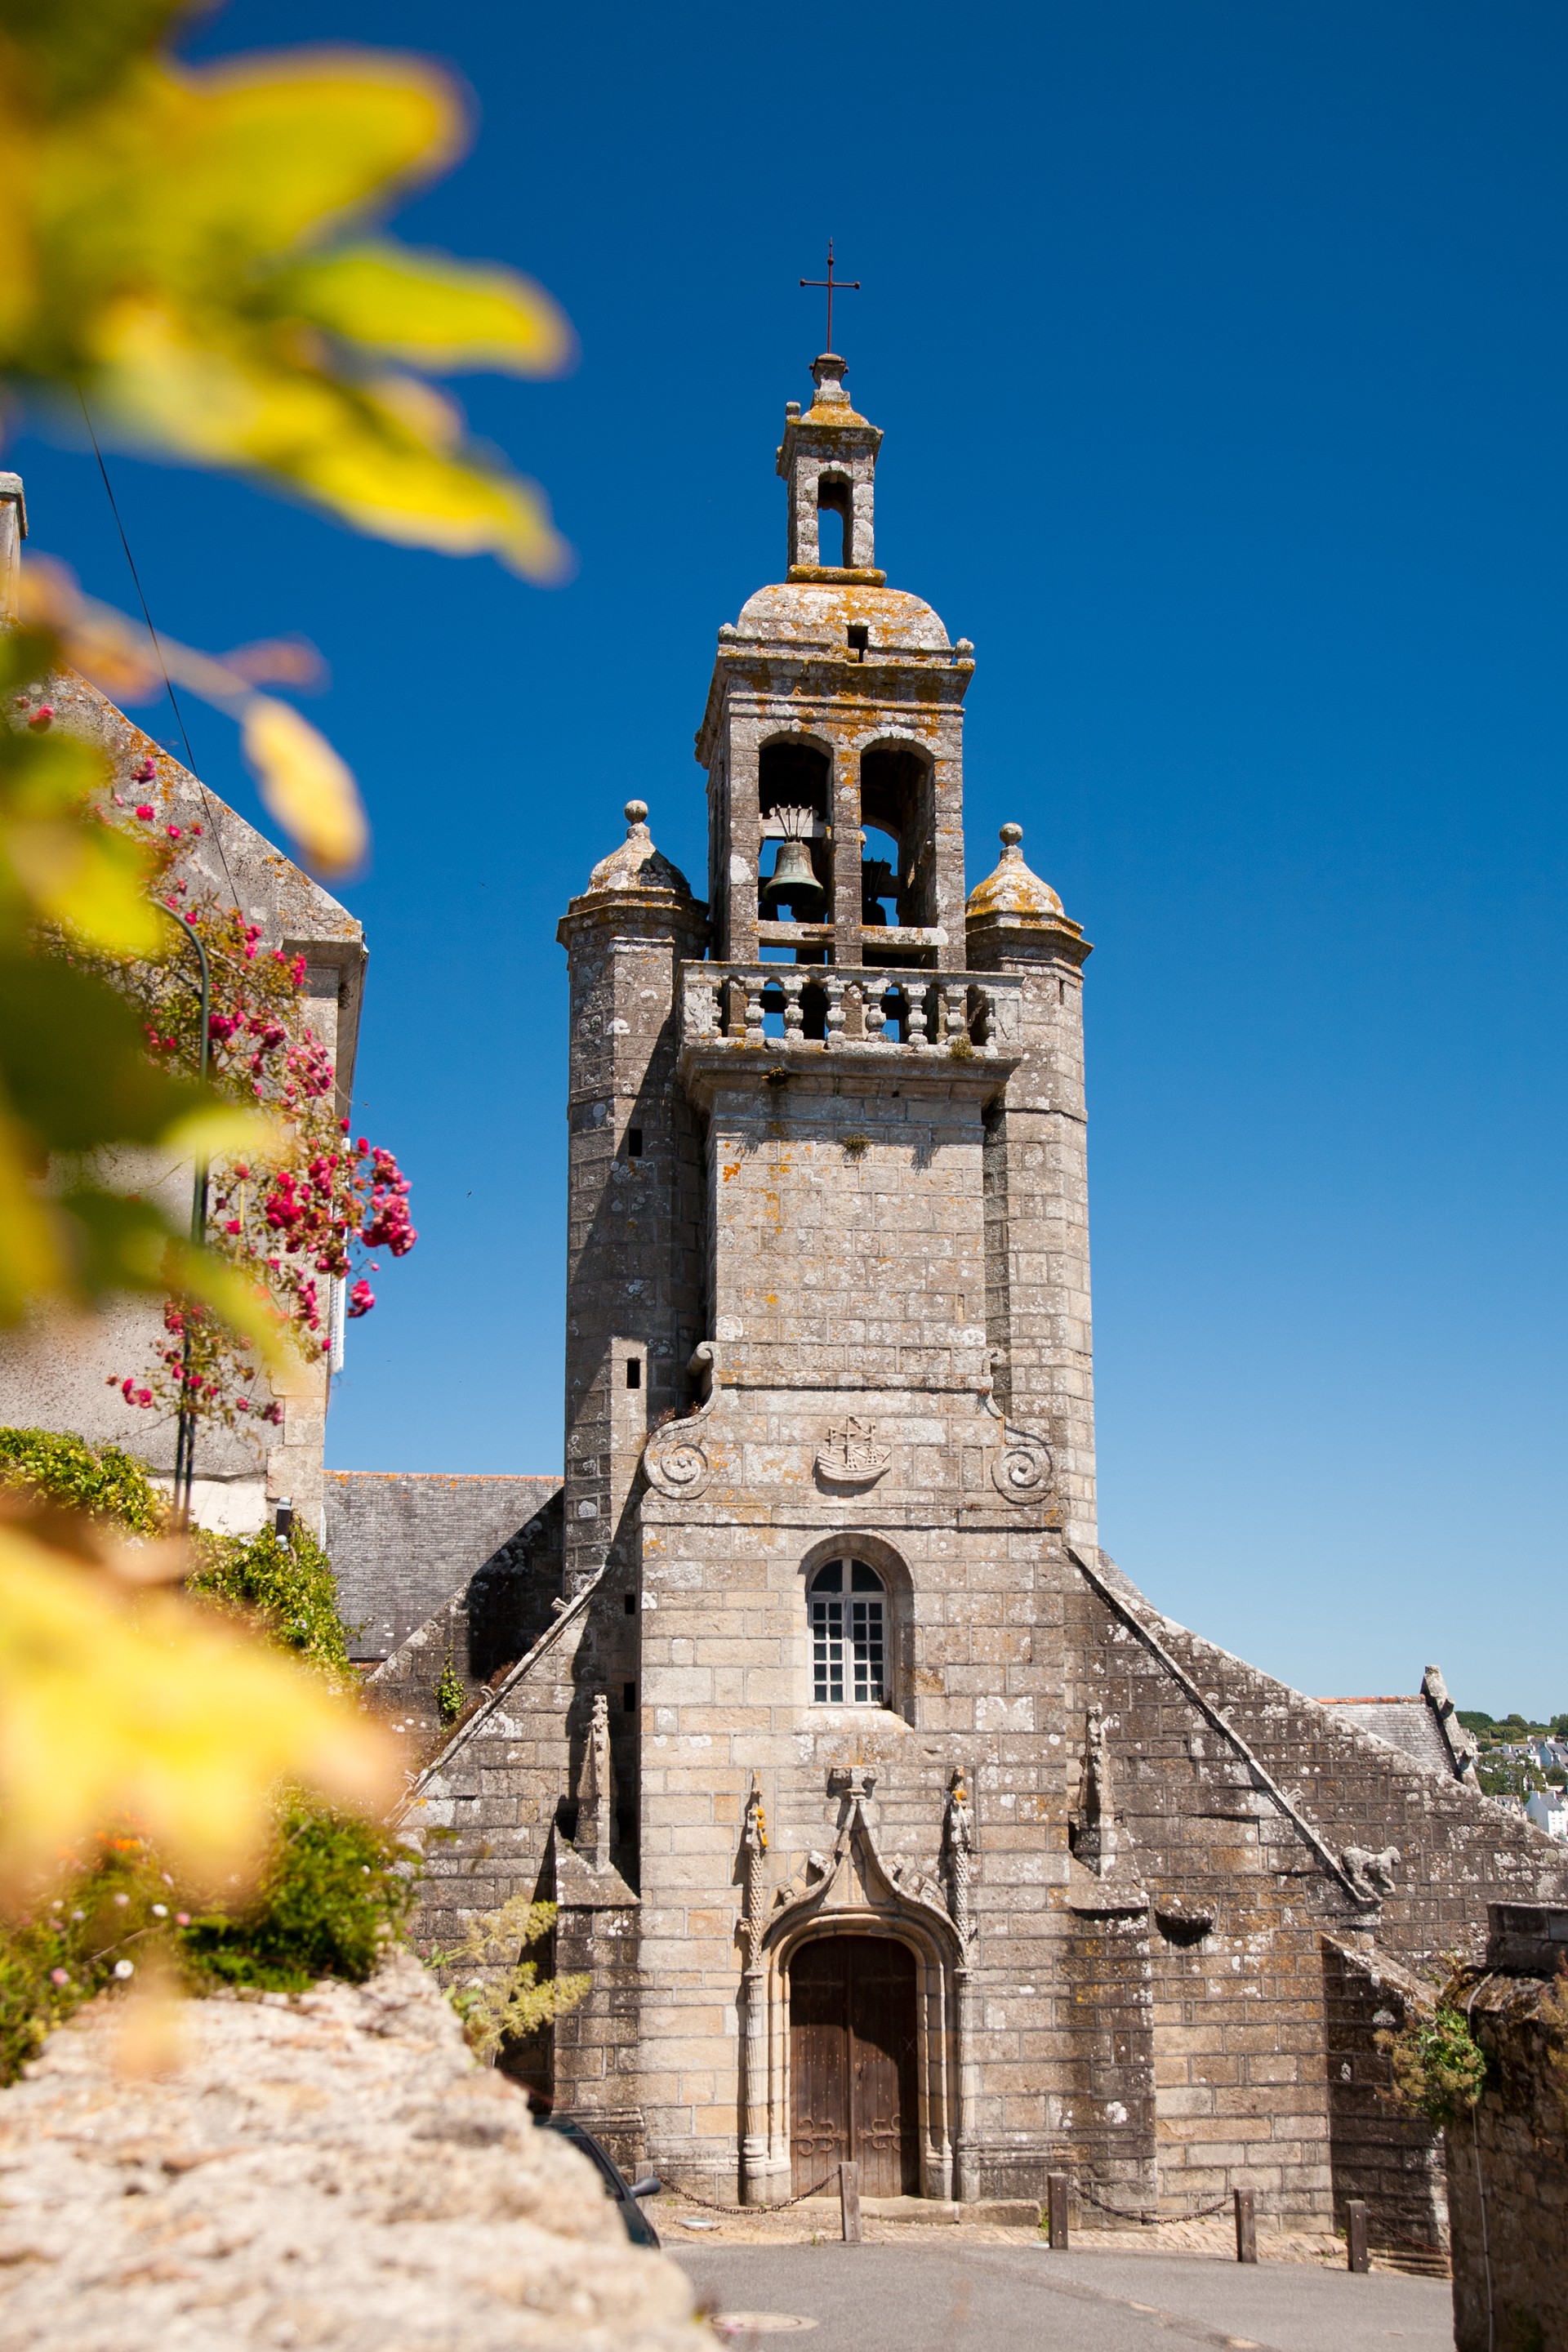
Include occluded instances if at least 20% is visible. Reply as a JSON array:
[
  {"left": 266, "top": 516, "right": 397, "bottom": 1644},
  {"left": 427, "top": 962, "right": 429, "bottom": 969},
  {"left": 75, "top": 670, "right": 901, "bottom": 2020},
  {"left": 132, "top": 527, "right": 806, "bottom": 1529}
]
[
  {"left": 326, "top": 1471, "right": 563, "bottom": 1662},
  {"left": 1316, "top": 1694, "right": 1457, "bottom": 1778}
]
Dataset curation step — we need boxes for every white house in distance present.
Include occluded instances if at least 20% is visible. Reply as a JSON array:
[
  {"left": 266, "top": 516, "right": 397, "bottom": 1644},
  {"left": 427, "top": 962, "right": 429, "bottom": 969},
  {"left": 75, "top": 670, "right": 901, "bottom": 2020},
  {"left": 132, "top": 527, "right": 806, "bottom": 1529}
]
[{"left": 1524, "top": 1789, "right": 1568, "bottom": 1843}]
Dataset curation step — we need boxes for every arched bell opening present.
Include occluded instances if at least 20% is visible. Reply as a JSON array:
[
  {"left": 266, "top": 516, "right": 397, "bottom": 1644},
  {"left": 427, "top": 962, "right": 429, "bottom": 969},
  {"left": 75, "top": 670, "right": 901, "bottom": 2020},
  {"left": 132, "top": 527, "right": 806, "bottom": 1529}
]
[
  {"left": 815, "top": 472, "right": 853, "bottom": 569},
  {"left": 759, "top": 737, "right": 831, "bottom": 940},
  {"left": 859, "top": 740, "right": 936, "bottom": 953}
]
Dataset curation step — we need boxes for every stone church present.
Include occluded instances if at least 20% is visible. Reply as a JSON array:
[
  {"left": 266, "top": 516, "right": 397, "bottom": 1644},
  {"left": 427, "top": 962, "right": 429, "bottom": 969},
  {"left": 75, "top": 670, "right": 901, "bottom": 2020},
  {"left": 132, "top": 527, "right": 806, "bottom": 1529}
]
[{"left": 371, "top": 351, "right": 1566, "bottom": 2246}]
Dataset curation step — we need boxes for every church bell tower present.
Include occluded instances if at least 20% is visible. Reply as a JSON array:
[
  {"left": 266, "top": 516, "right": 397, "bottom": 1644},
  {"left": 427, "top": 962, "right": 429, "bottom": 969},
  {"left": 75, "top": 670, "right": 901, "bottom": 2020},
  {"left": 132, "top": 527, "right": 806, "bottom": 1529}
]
[{"left": 553, "top": 346, "right": 1104, "bottom": 2206}]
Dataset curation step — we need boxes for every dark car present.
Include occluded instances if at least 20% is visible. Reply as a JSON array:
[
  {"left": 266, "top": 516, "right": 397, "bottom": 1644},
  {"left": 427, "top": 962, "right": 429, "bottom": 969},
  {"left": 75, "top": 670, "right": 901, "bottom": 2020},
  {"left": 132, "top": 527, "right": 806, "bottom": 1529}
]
[{"left": 541, "top": 2114, "right": 663, "bottom": 2248}]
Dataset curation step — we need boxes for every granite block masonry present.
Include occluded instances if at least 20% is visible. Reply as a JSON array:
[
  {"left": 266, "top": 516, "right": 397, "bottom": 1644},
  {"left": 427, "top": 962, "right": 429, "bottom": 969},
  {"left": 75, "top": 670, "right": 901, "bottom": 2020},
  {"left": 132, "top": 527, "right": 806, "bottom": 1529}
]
[
  {"left": 1447, "top": 1904, "right": 1568, "bottom": 2352},
  {"left": 398, "top": 349, "right": 1568, "bottom": 2234}
]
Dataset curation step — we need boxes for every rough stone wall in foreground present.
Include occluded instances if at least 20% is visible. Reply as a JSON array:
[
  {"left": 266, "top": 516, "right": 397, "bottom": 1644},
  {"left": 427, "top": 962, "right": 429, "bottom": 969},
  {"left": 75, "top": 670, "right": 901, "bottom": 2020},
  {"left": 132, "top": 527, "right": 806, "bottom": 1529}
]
[
  {"left": 0, "top": 1952, "right": 693, "bottom": 2352},
  {"left": 1447, "top": 1906, "right": 1568, "bottom": 2352}
]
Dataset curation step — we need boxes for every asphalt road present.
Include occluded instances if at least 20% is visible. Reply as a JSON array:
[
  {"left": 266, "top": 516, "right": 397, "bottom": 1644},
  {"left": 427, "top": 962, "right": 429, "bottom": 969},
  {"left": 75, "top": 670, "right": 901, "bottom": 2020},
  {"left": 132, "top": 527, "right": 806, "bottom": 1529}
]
[{"left": 671, "top": 2241, "right": 1454, "bottom": 2352}]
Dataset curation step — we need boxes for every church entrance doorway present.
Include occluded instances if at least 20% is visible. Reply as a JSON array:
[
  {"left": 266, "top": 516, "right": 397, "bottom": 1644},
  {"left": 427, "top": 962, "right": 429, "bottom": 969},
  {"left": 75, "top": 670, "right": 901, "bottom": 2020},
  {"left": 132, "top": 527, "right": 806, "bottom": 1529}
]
[{"left": 789, "top": 1936, "right": 919, "bottom": 2197}]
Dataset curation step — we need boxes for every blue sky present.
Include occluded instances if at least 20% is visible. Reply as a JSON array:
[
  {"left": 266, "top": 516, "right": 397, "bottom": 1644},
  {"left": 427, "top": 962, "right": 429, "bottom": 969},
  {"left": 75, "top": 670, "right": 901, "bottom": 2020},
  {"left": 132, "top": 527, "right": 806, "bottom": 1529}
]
[{"left": 15, "top": 2, "right": 1566, "bottom": 1715}]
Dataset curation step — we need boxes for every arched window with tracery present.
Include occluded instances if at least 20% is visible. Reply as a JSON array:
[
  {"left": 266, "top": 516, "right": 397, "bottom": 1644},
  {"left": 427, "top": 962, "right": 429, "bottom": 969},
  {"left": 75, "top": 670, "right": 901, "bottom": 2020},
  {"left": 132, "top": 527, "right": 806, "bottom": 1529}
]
[{"left": 808, "top": 1559, "right": 887, "bottom": 1704}]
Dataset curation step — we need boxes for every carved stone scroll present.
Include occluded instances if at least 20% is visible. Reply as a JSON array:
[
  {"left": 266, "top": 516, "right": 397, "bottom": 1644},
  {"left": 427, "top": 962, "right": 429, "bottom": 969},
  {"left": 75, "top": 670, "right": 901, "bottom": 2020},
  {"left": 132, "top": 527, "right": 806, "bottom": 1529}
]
[{"left": 642, "top": 1343, "right": 719, "bottom": 1500}]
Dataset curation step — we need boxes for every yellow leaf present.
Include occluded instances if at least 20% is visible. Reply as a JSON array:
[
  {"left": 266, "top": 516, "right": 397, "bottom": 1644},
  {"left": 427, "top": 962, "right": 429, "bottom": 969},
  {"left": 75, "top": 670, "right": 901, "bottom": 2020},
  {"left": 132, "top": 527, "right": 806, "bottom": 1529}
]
[
  {"left": 0, "top": 1111, "right": 65, "bottom": 1320},
  {"left": 91, "top": 298, "right": 572, "bottom": 582},
  {"left": 282, "top": 243, "right": 575, "bottom": 377},
  {"left": 3, "top": 813, "right": 166, "bottom": 957},
  {"left": 240, "top": 695, "right": 366, "bottom": 875},
  {"left": 176, "top": 52, "right": 465, "bottom": 249},
  {"left": 158, "top": 1103, "right": 284, "bottom": 1163},
  {"left": 32, "top": 54, "right": 463, "bottom": 293},
  {"left": 163, "top": 1238, "right": 299, "bottom": 1380},
  {"left": 0, "top": 1513, "right": 399, "bottom": 1909}
]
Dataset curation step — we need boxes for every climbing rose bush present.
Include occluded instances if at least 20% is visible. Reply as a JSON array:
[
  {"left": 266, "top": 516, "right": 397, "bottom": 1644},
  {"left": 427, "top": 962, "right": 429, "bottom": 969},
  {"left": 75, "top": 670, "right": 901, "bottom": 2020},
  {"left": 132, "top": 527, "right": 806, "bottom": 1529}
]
[{"left": 95, "top": 800, "right": 416, "bottom": 1432}]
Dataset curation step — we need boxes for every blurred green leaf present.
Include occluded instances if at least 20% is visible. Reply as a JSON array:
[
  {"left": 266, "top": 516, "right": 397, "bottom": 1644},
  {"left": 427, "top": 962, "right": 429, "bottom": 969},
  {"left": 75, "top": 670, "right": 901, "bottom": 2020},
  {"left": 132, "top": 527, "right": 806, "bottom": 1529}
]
[
  {"left": 281, "top": 243, "right": 574, "bottom": 376},
  {"left": 0, "top": 956, "right": 202, "bottom": 1151},
  {"left": 0, "top": 11, "right": 574, "bottom": 577}
]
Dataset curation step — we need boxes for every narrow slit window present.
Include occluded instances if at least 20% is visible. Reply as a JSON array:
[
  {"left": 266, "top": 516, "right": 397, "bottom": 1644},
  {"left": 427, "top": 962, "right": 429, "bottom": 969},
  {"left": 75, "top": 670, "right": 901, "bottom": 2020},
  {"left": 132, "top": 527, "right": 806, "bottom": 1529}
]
[
  {"left": 627, "top": 1127, "right": 644, "bottom": 1157},
  {"left": 848, "top": 623, "right": 869, "bottom": 661},
  {"left": 624, "top": 1590, "right": 637, "bottom": 1615},
  {"left": 622, "top": 1681, "right": 637, "bottom": 1713},
  {"left": 809, "top": 1558, "right": 886, "bottom": 1704},
  {"left": 626, "top": 1359, "right": 641, "bottom": 1390}
]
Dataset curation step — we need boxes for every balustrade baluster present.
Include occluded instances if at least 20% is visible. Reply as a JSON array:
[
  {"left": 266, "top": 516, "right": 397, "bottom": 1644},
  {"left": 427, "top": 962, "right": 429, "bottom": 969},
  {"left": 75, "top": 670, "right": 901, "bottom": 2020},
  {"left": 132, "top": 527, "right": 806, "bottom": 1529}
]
[
  {"left": 743, "top": 973, "right": 764, "bottom": 1044},
  {"left": 825, "top": 975, "right": 846, "bottom": 1045},
  {"left": 782, "top": 972, "right": 806, "bottom": 1036},
  {"left": 942, "top": 983, "right": 968, "bottom": 1046},
  {"left": 906, "top": 981, "right": 929, "bottom": 1049},
  {"left": 864, "top": 986, "right": 887, "bottom": 1040}
]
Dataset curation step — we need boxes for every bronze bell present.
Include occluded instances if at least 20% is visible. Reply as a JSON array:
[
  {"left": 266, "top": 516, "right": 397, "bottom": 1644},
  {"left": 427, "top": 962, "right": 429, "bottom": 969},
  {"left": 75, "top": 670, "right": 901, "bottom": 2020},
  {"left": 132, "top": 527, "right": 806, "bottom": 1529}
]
[{"left": 760, "top": 836, "right": 826, "bottom": 919}]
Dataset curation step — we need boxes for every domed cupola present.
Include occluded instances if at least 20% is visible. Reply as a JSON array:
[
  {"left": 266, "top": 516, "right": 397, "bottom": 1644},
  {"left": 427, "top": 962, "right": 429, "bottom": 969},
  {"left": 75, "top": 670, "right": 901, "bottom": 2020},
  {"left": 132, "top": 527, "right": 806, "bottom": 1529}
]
[
  {"left": 966, "top": 824, "right": 1088, "bottom": 964},
  {"left": 579, "top": 800, "right": 697, "bottom": 908}
]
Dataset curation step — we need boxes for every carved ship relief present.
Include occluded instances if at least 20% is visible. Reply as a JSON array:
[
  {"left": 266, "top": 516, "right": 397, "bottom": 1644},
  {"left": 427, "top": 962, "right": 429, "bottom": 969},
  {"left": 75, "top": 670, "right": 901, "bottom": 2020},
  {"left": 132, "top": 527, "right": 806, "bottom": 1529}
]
[{"left": 814, "top": 1414, "right": 892, "bottom": 1486}]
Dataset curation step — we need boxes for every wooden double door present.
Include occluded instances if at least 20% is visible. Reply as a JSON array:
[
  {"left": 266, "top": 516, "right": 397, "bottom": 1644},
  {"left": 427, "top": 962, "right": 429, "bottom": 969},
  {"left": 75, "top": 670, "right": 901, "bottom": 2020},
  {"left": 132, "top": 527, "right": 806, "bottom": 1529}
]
[{"left": 790, "top": 1936, "right": 920, "bottom": 2197}]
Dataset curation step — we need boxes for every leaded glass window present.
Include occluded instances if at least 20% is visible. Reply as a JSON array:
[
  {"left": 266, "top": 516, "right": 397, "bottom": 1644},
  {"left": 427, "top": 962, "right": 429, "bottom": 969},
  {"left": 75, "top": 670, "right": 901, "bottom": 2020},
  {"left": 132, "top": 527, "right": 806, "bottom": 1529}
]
[{"left": 809, "top": 1560, "right": 886, "bottom": 1705}]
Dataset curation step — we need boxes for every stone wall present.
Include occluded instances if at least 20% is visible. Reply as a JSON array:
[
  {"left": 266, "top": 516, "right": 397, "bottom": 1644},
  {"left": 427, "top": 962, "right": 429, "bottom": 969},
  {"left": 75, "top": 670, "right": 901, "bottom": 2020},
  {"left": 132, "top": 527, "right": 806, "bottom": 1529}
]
[
  {"left": 1448, "top": 1904, "right": 1568, "bottom": 2352},
  {"left": 1067, "top": 1559, "right": 1568, "bottom": 2240},
  {"left": 0, "top": 1950, "right": 693, "bottom": 2351}
]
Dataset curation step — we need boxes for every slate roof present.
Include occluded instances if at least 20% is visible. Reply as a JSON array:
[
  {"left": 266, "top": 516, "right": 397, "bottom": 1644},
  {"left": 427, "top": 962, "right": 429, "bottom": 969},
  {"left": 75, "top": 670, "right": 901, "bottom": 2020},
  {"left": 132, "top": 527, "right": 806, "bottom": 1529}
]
[
  {"left": 325, "top": 1471, "right": 563, "bottom": 1662},
  {"left": 1316, "top": 1694, "right": 1456, "bottom": 1778}
]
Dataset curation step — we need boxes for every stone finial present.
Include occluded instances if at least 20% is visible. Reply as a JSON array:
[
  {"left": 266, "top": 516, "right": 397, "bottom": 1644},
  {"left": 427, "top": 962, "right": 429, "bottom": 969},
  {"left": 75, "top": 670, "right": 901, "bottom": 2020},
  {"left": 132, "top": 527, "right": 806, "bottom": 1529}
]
[
  {"left": 965, "top": 822, "right": 1067, "bottom": 923},
  {"left": 1071, "top": 1704, "right": 1120, "bottom": 1876},
  {"left": 1423, "top": 1662, "right": 1481, "bottom": 1781},
  {"left": 577, "top": 1689, "right": 615, "bottom": 1873},
  {"left": 580, "top": 799, "right": 695, "bottom": 902},
  {"left": 808, "top": 353, "right": 853, "bottom": 412},
  {"left": 944, "top": 1769, "right": 976, "bottom": 1946}
]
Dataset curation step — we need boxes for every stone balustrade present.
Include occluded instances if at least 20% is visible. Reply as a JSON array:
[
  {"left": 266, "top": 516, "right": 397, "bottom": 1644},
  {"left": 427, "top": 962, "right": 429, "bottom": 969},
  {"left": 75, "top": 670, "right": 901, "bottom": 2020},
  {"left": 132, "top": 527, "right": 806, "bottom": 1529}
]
[{"left": 678, "top": 961, "right": 1022, "bottom": 1060}]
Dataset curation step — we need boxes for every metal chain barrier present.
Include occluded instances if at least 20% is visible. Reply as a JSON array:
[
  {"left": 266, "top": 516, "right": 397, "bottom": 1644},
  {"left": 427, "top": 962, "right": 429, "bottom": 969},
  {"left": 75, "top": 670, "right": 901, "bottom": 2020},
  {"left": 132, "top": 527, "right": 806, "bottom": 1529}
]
[
  {"left": 664, "top": 2175, "right": 839, "bottom": 2217},
  {"left": 1075, "top": 2180, "right": 1234, "bottom": 2226},
  {"left": 670, "top": 2172, "right": 1236, "bottom": 2228}
]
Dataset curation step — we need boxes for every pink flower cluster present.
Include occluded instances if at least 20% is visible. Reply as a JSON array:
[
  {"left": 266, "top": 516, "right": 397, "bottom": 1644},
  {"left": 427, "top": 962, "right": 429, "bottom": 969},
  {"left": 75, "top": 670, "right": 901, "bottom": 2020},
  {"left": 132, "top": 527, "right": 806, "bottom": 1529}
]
[
  {"left": 108, "top": 808, "right": 416, "bottom": 1430},
  {"left": 360, "top": 1145, "right": 416, "bottom": 1258}
]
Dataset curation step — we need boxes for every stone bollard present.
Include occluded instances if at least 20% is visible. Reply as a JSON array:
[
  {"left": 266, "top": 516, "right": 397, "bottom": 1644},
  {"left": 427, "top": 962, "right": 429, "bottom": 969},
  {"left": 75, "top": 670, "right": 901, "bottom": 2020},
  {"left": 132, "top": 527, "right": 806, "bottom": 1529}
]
[
  {"left": 839, "top": 2160, "right": 862, "bottom": 2243},
  {"left": 1046, "top": 2171, "right": 1070, "bottom": 2250},
  {"left": 1346, "top": 2199, "right": 1370, "bottom": 2274},
  {"left": 1233, "top": 2187, "right": 1257, "bottom": 2265}
]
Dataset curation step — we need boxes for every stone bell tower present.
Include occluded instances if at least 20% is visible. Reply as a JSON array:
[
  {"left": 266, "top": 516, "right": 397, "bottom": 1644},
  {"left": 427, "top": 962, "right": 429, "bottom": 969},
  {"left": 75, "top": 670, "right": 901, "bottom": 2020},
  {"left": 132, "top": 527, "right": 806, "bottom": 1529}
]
[{"left": 609, "top": 345, "right": 1104, "bottom": 2207}]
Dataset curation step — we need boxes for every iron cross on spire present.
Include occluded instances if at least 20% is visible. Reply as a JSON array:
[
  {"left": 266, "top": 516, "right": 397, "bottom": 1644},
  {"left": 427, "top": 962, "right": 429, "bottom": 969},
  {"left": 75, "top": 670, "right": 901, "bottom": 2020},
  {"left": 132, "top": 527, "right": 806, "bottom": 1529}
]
[{"left": 799, "top": 238, "right": 860, "bottom": 354}]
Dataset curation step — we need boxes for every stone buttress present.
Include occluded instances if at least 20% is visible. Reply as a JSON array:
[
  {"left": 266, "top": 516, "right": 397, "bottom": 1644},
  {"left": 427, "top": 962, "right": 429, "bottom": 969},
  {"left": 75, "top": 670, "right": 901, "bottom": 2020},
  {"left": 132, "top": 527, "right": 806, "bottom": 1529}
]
[{"left": 402, "top": 350, "right": 1568, "bottom": 2242}]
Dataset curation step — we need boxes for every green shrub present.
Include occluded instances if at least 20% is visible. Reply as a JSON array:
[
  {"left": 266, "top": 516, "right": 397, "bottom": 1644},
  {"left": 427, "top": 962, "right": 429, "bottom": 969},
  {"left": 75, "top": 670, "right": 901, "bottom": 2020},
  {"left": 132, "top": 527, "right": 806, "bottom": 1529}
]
[
  {"left": 0, "top": 1807, "right": 419, "bottom": 2078},
  {"left": 188, "top": 1523, "right": 355, "bottom": 1677},
  {"left": 431, "top": 1893, "right": 589, "bottom": 2062},
  {"left": 1383, "top": 2005, "right": 1488, "bottom": 2127},
  {"left": 435, "top": 1654, "right": 466, "bottom": 1726},
  {"left": 179, "top": 1802, "right": 417, "bottom": 1992},
  {"left": 0, "top": 1426, "right": 163, "bottom": 1534}
]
